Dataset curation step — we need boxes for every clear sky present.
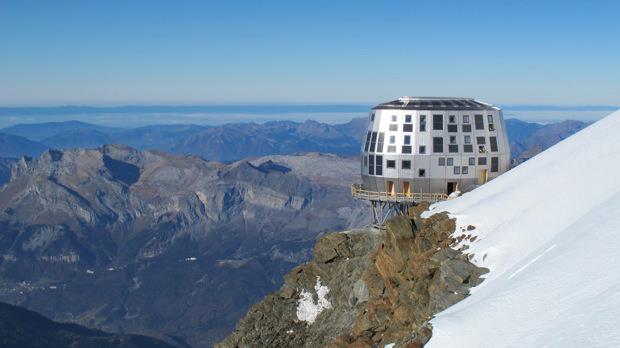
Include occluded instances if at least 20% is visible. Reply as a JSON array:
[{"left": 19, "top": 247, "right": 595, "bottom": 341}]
[{"left": 1, "top": 0, "right": 618, "bottom": 106}]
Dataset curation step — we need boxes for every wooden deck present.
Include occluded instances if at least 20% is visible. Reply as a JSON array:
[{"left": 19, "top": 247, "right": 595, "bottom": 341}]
[{"left": 351, "top": 183, "right": 449, "bottom": 203}]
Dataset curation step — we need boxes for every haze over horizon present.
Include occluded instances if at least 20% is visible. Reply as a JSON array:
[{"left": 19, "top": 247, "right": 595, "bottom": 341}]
[{"left": 1, "top": 0, "right": 618, "bottom": 107}]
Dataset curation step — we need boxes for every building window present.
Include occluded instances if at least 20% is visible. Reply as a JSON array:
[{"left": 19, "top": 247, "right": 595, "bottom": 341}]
[
  {"left": 447, "top": 157, "right": 454, "bottom": 166},
  {"left": 490, "top": 136, "right": 498, "bottom": 152},
  {"left": 433, "top": 114, "right": 443, "bottom": 130},
  {"left": 405, "top": 115, "right": 412, "bottom": 123},
  {"left": 386, "top": 160, "right": 396, "bottom": 169},
  {"left": 463, "top": 115, "right": 470, "bottom": 124},
  {"left": 464, "top": 135, "right": 472, "bottom": 144},
  {"left": 403, "top": 124, "right": 413, "bottom": 132},
  {"left": 389, "top": 135, "right": 396, "bottom": 144},
  {"left": 364, "top": 131, "right": 371, "bottom": 152},
  {"left": 464, "top": 145, "right": 473, "bottom": 153},
  {"left": 479, "top": 145, "right": 486, "bottom": 153},
  {"left": 391, "top": 115, "right": 397, "bottom": 122},
  {"left": 369, "top": 155, "right": 374, "bottom": 175},
  {"left": 449, "top": 115, "right": 456, "bottom": 123},
  {"left": 389, "top": 124, "right": 398, "bottom": 131},
  {"left": 462, "top": 166, "right": 468, "bottom": 174},
  {"left": 491, "top": 157, "right": 499, "bottom": 172},
  {"left": 420, "top": 115, "right": 427, "bottom": 132},
  {"left": 371, "top": 113, "right": 375, "bottom": 121},
  {"left": 462, "top": 124, "right": 472, "bottom": 132},
  {"left": 488, "top": 115, "right": 494, "bottom": 123},
  {"left": 402, "top": 145, "right": 412, "bottom": 154},
  {"left": 369, "top": 132, "right": 378, "bottom": 152},
  {"left": 376, "top": 155, "right": 383, "bottom": 176},
  {"left": 404, "top": 135, "right": 411, "bottom": 145},
  {"left": 402, "top": 160, "right": 411, "bottom": 169},
  {"left": 478, "top": 157, "right": 487, "bottom": 165},
  {"left": 449, "top": 136, "right": 458, "bottom": 152},
  {"left": 418, "top": 169, "right": 426, "bottom": 177},
  {"left": 376, "top": 132, "right": 385, "bottom": 153},
  {"left": 438, "top": 158, "right": 445, "bottom": 166},
  {"left": 419, "top": 145, "right": 426, "bottom": 154},
  {"left": 448, "top": 124, "right": 458, "bottom": 132},
  {"left": 469, "top": 157, "right": 475, "bottom": 165},
  {"left": 364, "top": 156, "right": 368, "bottom": 167},
  {"left": 476, "top": 136, "right": 486, "bottom": 144},
  {"left": 475, "top": 114, "right": 484, "bottom": 130},
  {"left": 433, "top": 137, "right": 444, "bottom": 153},
  {"left": 387, "top": 145, "right": 396, "bottom": 153},
  {"left": 454, "top": 166, "right": 461, "bottom": 175}
]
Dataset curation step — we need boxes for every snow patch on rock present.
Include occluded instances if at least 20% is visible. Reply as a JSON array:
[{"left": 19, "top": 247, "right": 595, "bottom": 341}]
[{"left": 296, "top": 276, "right": 332, "bottom": 324}]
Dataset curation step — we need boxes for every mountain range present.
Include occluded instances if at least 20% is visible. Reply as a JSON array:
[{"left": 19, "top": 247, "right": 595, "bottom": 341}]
[
  {"left": 0, "top": 145, "right": 367, "bottom": 347},
  {"left": 0, "top": 117, "right": 587, "bottom": 164}
]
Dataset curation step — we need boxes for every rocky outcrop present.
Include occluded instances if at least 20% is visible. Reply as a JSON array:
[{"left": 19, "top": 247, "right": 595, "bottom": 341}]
[
  {"left": 219, "top": 204, "right": 488, "bottom": 347},
  {"left": 0, "top": 145, "right": 369, "bottom": 347}
]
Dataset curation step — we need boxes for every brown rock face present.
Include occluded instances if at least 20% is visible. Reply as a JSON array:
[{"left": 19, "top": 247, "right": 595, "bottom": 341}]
[{"left": 218, "top": 204, "right": 488, "bottom": 348}]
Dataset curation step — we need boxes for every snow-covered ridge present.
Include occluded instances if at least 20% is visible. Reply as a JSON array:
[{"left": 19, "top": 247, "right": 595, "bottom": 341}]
[{"left": 426, "top": 110, "right": 620, "bottom": 347}]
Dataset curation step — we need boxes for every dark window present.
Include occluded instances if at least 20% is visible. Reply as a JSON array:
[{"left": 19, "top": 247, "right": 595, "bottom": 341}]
[
  {"left": 376, "top": 155, "right": 383, "bottom": 176},
  {"left": 438, "top": 158, "right": 445, "bottom": 166},
  {"left": 478, "top": 157, "right": 487, "bottom": 165},
  {"left": 364, "top": 156, "right": 368, "bottom": 167},
  {"left": 454, "top": 166, "right": 461, "bottom": 174},
  {"left": 368, "top": 155, "right": 374, "bottom": 175},
  {"left": 489, "top": 123, "right": 496, "bottom": 131},
  {"left": 448, "top": 124, "right": 458, "bottom": 132},
  {"left": 402, "top": 145, "right": 412, "bottom": 154},
  {"left": 371, "top": 113, "right": 375, "bottom": 121},
  {"left": 433, "top": 114, "right": 443, "bottom": 130},
  {"left": 490, "top": 136, "right": 498, "bottom": 152},
  {"left": 404, "top": 135, "right": 411, "bottom": 145},
  {"left": 449, "top": 145, "right": 458, "bottom": 153},
  {"left": 462, "top": 124, "right": 472, "bottom": 132},
  {"left": 405, "top": 115, "right": 412, "bottom": 123},
  {"left": 386, "top": 160, "right": 396, "bottom": 168},
  {"left": 491, "top": 157, "right": 499, "bottom": 172},
  {"left": 418, "top": 169, "right": 426, "bottom": 177},
  {"left": 376, "top": 132, "right": 385, "bottom": 153},
  {"left": 449, "top": 115, "right": 456, "bottom": 123},
  {"left": 479, "top": 145, "right": 486, "bottom": 153},
  {"left": 402, "top": 160, "right": 411, "bottom": 169},
  {"left": 447, "top": 158, "right": 454, "bottom": 166},
  {"left": 475, "top": 114, "right": 484, "bottom": 130},
  {"left": 463, "top": 115, "right": 470, "bottom": 123},
  {"left": 476, "top": 136, "right": 486, "bottom": 144},
  {"left": 419, "top": 145, "right": 426, "bottom": 154},
  {"left": 464, "top": 144, "right": 473, "bottom": 153},
  {"left": 420, "top": 115, "right": 427, "bottom": 132},
  {"left": 433, "top": 137, "right": 444, "bottom": 153},
  {"left": 364, "top": 131, "right": 371, "bottom": 152},
  {"left": 462, "top": 166, "right": 468, "bottom": 174},
  {"left": 403, "top": 124, "right": 413, "bottom": 132},
  {"left": 369, "top": 132, "right": 378, "bottom": 152},
  {"left": 469, "top": 157, "right": 475, "bottom": 165}
]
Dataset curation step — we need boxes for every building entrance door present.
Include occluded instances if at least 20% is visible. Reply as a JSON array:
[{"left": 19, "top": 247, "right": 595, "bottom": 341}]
[
  {"left": 387, "top": 181, "right": 395, "bottom": 196},
  {"left": 478, "top": 169, "right": 488, "bottom": 184},
  {"left": 403, "top": 182, "right": 411, "bottom": 197},
  {"left": 447, "top": 182, "right": 457, "bottom": 195}
]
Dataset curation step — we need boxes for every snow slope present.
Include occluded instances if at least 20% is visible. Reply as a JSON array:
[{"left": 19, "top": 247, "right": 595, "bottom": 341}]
[{"left": 425, "top": 110, "right": 620, "bottom": 347}]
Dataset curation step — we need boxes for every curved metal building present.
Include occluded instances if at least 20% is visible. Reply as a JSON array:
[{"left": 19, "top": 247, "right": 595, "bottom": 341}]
[{"left": 355, "top": 97, "right": 510, "bottom": 206}]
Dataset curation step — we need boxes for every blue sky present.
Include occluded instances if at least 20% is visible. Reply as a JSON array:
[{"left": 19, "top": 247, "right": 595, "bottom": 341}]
[{"left": 0, "top": 0, "right": 618, "bottom": 106}]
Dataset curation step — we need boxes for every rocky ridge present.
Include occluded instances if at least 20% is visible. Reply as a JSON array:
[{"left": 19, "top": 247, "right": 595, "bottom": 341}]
[{"left": 218, "top": 203, "right": 487, "bottom": 347}]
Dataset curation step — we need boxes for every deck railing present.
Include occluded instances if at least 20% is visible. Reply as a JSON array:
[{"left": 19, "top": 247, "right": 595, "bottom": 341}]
[{"left": 351, "top": 183, "right": 449, "bottom": 203}]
